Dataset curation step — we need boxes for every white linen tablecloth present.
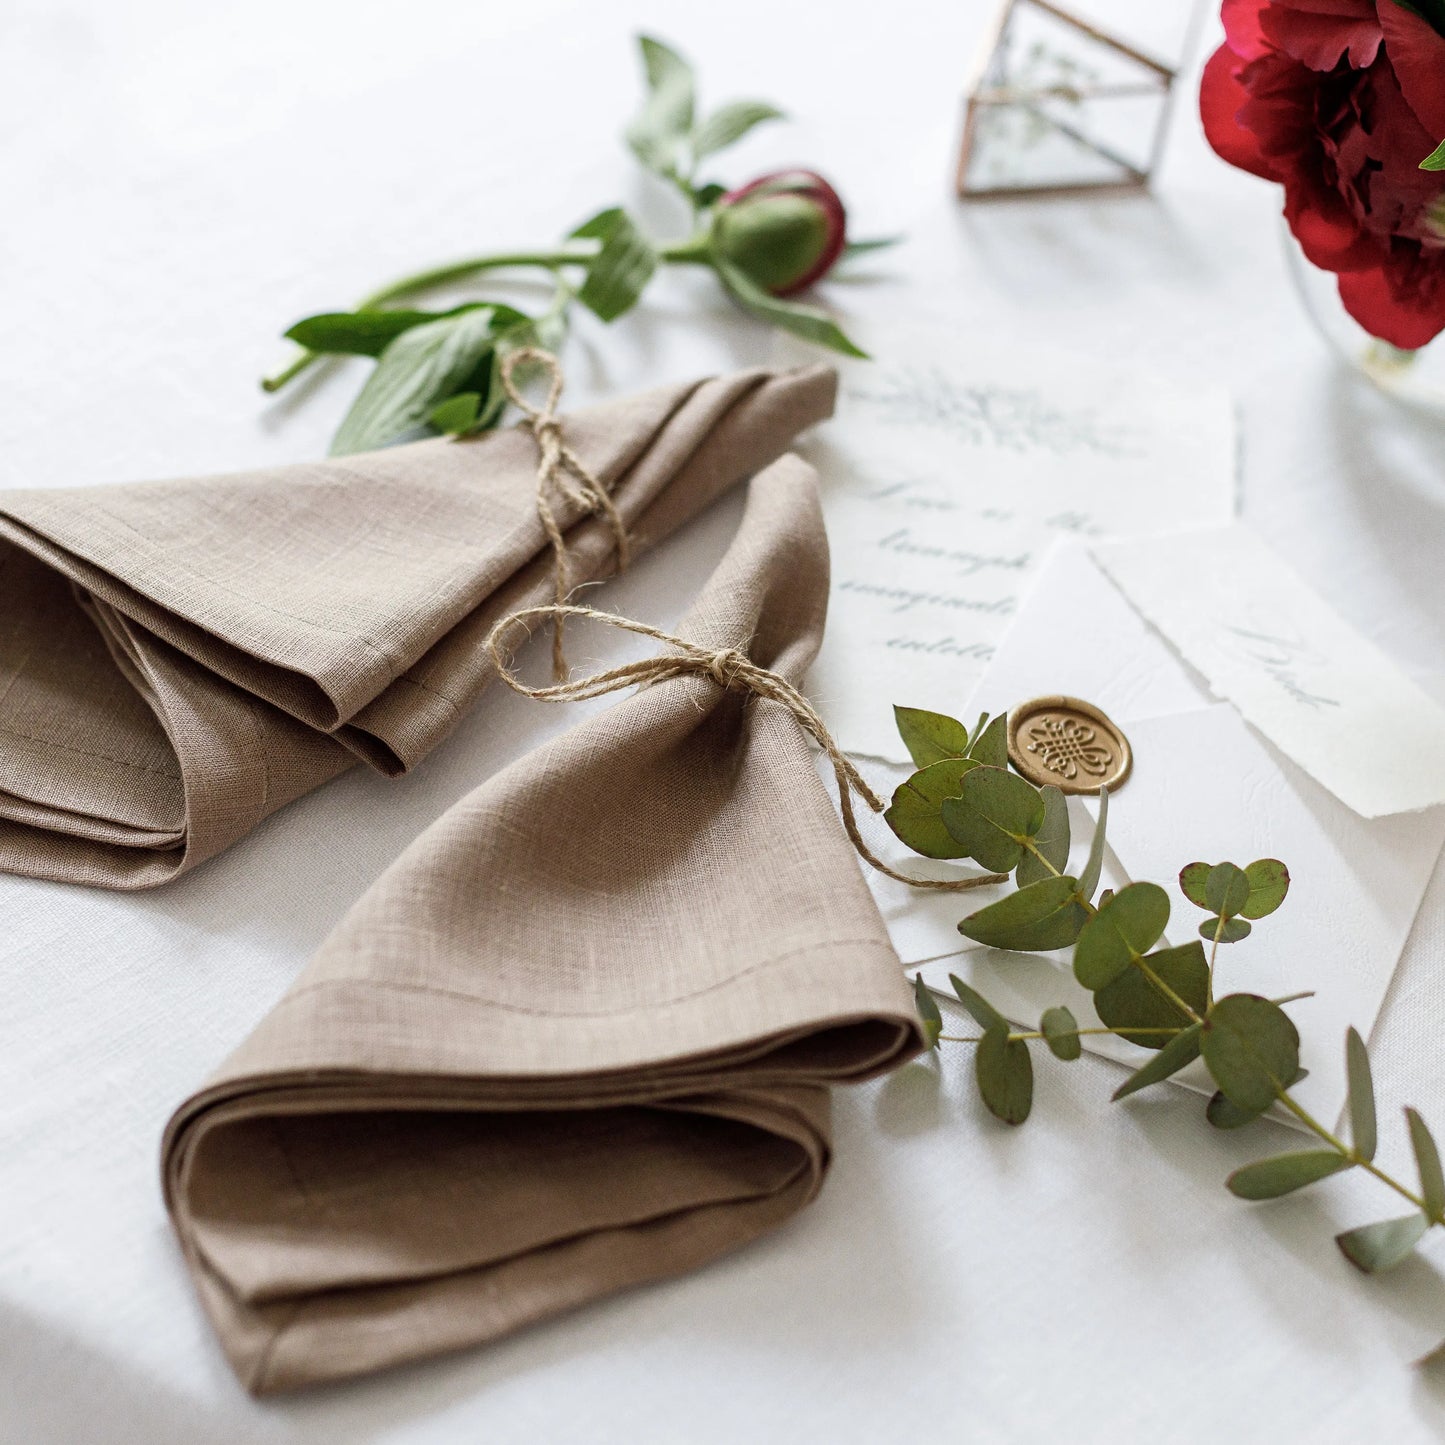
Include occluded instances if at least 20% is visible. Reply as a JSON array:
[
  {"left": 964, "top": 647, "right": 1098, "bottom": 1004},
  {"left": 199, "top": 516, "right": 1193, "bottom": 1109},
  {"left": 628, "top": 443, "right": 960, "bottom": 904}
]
[{"left": 4, "top": 0, "right": 1445, "bottom": 1439}]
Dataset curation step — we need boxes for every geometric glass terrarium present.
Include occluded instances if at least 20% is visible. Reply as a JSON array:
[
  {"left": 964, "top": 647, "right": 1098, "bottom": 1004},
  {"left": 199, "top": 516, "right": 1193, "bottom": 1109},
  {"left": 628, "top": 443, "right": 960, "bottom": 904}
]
[{"left": 956, "top": 0, "right": 1205, "bottom": 199}]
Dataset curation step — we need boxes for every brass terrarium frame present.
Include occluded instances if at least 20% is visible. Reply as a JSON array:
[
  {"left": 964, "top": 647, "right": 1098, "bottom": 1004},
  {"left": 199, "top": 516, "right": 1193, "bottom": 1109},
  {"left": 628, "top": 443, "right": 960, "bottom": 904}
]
[{"left": 956, "top": 0, "right": 1200, "bottom": 200}]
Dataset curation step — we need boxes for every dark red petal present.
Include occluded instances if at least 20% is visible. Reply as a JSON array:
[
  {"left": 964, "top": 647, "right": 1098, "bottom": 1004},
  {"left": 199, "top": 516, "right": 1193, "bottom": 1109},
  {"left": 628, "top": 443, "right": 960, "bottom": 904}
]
[
  {"left": 1220, "top": 0, "right": 1272, "bottom": 59},
  {"left": 1259, "top": 6, "right": 1381, "bottom": 68},
  {"left": 1378, "top": 1, "right": 1445, "bottom": 138},
  {"left": 1285, "top": 180, "right": 1380, "bottom": 268},
  {"left": 1338, "top": 264, "right": 1445, "bottom": 347},
  {"left": 1200, "top": 47, "right": 1279, "bottom": 179}
]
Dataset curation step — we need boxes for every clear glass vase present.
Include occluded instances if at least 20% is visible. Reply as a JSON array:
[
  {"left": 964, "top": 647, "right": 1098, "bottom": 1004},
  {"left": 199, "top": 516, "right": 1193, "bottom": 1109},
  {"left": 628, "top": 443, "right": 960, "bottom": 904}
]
[{"left": 1284, "top": 227, "right": 1445, "bottom": 415}]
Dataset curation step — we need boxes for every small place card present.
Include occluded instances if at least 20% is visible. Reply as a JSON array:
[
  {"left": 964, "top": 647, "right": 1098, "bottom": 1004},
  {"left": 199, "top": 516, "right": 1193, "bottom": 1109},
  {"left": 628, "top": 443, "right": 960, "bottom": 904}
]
[{"left": 1093, "top": 524, "right": 1445, "bottom": 818}]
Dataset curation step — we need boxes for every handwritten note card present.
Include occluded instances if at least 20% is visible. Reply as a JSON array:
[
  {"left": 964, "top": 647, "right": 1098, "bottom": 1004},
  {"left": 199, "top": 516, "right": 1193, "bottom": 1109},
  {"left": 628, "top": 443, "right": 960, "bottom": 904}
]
[
  {"left": 1093, "top": 524, "right": 1445, "bottom": 817},
  {"left": 779, "top": 324, "right": 1237, "bottom": 761}
]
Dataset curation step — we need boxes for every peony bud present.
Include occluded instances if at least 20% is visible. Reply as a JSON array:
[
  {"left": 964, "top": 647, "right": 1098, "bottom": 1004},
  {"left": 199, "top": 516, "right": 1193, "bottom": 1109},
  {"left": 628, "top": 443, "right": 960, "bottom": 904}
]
[{"left": 710, "top": 170, "right": 847, "bottom": 296}]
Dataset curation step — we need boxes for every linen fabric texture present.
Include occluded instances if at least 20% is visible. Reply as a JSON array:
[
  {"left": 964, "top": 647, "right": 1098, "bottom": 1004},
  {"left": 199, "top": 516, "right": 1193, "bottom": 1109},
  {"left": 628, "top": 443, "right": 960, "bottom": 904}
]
[
  {"left": 161, "top": 456, "right": 920, "bottom": 1394},
  {"left": 0, "top": 363, "right": 836, "bottom": 889}
]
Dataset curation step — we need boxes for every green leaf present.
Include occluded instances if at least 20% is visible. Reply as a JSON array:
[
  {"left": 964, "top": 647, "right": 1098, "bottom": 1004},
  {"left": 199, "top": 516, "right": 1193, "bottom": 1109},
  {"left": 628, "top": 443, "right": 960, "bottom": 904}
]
[
  {"left": 1205, "top": 862, "right": 1251, "bottom": 918},
  {"left": 692, "top": 181, "right": 727, "bottom": 208},
  {"left": 627, "top": 35, "right": 695, "bottom": 176},
  {"left": 957, "top": 875, "right": 1088, "bottom": 952},
  {"left": 883, "top": 757, "right": 981, "bottom": 859},
  {"left": 1199, "top": 916, "right": 1252, "bottom": 944},
  {"left": 976, "top": 1023, "right": 1033, "bottom": 1125},
  {"left": 1424, "top": 138, "right": 1445, "bottom": 171},
  {"left": 1073, "top": 882, "right": 1171, "bottom": 990},
  {"left": 1076, "top": 785, "right": 1108, "bottom": 902},
  {"left": 715, "top": 258, "right": 868, "bottom": 357},
  {"left": 1337, "top": 1213, "right": 1431, "bottom": 1273},
  {"left": 571, "top": 208, "right": 658, "bottom": 323},
  {"left": 1017, "top": 786, "right": 1070, "bottom": 887},
  {"left": 1206, "top": 1091, "right": 1268, "bottom": 1130},
  {"left": 1227, "top": 1150, "right": 1353, "bottom": 1200},
  {"left": 1200, "top": 994, "right": 1300, "bottom": 1114},
  {"left": 428, "top": 391, "right": 481, "bottom": 435},
  {"left": 1179, "top": 862, "right": 1212, "bottom": 909},
  {"left": 1407, "top": 1108, "right": 1445, "bottom": 1218},
  {"left": 330, "top": 306, "right": 500, "bottom": 456},
  {"left": 1112, "top": 1023, "right": 1202, "bottom": 1101},
  {"left": 1093, "top": 941, "right": 1208, "bottom": 1050},
  {"left": 1241, "top": 859, "right": 1291, "bottom": 918},
  {"left": 692, "top": 99, "right": 785, "bottom": 160},
  {"left": 893, "top": 705, "right": 972, "bottom": 768},
  {"left": 1041, "top": 1005, "right": 1082, "bottom": 1061},
  {"left": 912, "top": 973, "right": 942, "bottom": 1051},
  {"left": 948, "top": 974, "right": 1009, "bottom": 1033},
  {"left": 1346, "top": 1027, "right": 1377, "bottom": 1163},
  {"left": 841, "top": 235, "right": 903, "bottom": 259},
  {"left": 285, "top": 305, "right": 488, "bottom": 358},
  {"left": 968, "top": 713, "right": 1009, "bottom": 769},
  {"left": 940, "top": 766, "right": 1046, "bottom": 874}
]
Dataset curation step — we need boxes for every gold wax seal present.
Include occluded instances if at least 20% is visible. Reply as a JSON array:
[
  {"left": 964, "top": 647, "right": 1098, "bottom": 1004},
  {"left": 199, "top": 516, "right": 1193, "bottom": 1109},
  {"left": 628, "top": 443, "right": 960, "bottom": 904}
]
[{"left": 1007, "top": 696, "right": 1131, "bottom": 795}]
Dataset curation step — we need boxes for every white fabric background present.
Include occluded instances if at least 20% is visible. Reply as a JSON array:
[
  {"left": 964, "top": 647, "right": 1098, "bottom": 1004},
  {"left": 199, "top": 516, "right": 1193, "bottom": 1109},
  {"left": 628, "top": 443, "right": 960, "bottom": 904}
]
[{"left": 4, "top": 1, "right": 1445, "bottom": 1440}]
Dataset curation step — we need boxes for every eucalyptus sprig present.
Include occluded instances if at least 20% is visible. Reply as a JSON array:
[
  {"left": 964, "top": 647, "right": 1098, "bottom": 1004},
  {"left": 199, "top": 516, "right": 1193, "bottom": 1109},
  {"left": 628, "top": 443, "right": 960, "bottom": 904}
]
[
  {"left": 263, "top": 35, "right": 891, "bottom": 455},
  {"left": 891, "top": 702, "right": 1444, "bottom": 1342}
]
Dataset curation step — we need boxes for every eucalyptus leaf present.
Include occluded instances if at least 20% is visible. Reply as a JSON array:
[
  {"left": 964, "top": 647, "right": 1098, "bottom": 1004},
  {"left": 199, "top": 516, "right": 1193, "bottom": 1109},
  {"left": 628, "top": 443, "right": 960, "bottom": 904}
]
[
  {"left": 1093, "top": 941, "right": 1208, "bottom": 1050},
  {"left": 1073, "top": 882, "right": 1171, "bottom": 990},
  {"left": 692, "top": 99, "right": 784, "bottom": 159},
  {"left": 1346, "top": 1026, "right": 1377, "bottom": 1163},
  {"left": 884, "top": 757, "right": 981, "bottom": 859},
  {"left": 968, "top": 713, "right": 1009, "bottom": 769},
  {"left": 1407, "top": 1108, "right": 1445, "bottom": 1218},
  {"left": 1205, "top": 861, "right": 1251, "bottom": 918},
  {"left": 957, "top": 875, "right": 1087, "bottom": 952},
  {"left": 1179, "top": 862, "right": 1212, "bottom": 910},
  {"left": 1017, "top": 785, "right": 1069, "bottom": 887},
  {"left": 715, "top": 259, "right": 868, "bottom": 357},
  {"left": 1041, "top": 1005, "right": 1082, "bottom": 1061},
  {"left": 948, "top": 974, "right": 1009, "bottom": 1034},
  {"left": 571, "top": 208, "right": 658, "bottom": 322},
  {"left": 330, "top": 306, "right": 499, "bottom": 456},
  {"left": 1241, "top": 858, "right": 1291, "bottom": 918},
  {"left": 941, "top": 766, "right": 1046, "bottom": 874},
  {"left": 1336, "top": 1213, "right": 1431, "bottom": 1273},
  {"left": 1076, "top": 785, "right": 1108, "bottom": 902},
  {"left": 893, "top": 705, "right": 972, "bottom": 768},
  {"left": 1227, "top": 1150, "right": 1353, "bottom": 1200},
  {"left": 627, "top": 35, "right": 695, "bottom": 176},
  {"left": 912, "top": 973, "right": 943, "bottom": 1051},
  {"left": 976, "top": 1023, "right": 1033, "bottom": 1126},
  {"left": 1199, "top": 917, "right": 1252, "bottom": 944},
  {"left": 1112, "top": 1023, "right": 1202, "bottom": 1101},
  {"left": 1200, "top": 994, "right": 1300, "bottom": 1114},
  {"left": 1206, "top": 1091, "right": 1269, "bottom": 1130}
]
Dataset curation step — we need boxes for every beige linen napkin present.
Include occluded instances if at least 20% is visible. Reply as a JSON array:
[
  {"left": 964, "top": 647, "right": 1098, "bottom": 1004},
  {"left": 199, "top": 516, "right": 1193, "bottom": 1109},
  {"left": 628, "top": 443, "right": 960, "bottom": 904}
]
[
  {"left": 0, "top": 363, "right": 836, "bottom": 890},
  {"left": 162, "top": 454, "right": 920, "bottom": 1395}
]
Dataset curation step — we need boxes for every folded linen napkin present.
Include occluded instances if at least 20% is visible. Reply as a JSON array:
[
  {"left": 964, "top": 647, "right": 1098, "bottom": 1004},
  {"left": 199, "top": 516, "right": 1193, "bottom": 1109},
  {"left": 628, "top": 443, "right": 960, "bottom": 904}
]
[
  {"left": 0, "top": 363, "right": 836, "bottom": 890},
  {"left": 161, "top": 454, "right": 919, "bottom": 1394}
]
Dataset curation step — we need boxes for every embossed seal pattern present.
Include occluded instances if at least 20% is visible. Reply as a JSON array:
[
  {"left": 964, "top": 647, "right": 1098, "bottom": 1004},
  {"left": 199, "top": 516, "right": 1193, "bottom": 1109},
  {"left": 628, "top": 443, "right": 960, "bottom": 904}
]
[{"left": 1006, "top": 695, "right": 1132, "bottom": 795}]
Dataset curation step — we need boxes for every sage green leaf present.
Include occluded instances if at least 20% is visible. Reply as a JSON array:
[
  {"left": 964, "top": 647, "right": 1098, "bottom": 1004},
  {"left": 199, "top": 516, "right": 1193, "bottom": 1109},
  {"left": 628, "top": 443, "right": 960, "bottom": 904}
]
[
  {"left": 968, "top": 712, "right": 1009, "bottom": 769},
  {"left": 330, "top": 306, "right": 499, "bottom": 456},
  {"left": 1098, "top": 888, "right": 1114, "bottom": 908},
  {"left": 1241, "top": 858, "right": 1291, "bottom": 918},
  {"left": 428, "top": 391, "right": 481, "bottom": 435},
  {"left": 976, "top": 1023, "right": 1033, "bottom": 1125},
  {"left": 1199, "top": 917, "right": 1252, "bottom": 944},
  {"left": 957, "top": 875, "right": 1087, "bottom": 952},
  {"left": 627, "top": 35, "right": 695, "bottom": 176},
  {"left": 1227, "top": 1150, "right": 1353, "bottom": 1200},
  {"left": 1423, "top": 138, "right": 1445, "bottom": 172},
  {"left": 941, "top": 766, "right": 1046, "bottom": 874},
  {"left": 1205, "top": 861, "right": 1251, "bottom": 918},
  {"left": 571, "top": 208, "right": 658, "bottom": 323},
  {"left": 1041, "top": 1005, "right": 1082, "bottom": 1061},
  {"left": 883, "top": 757, "right": 980, "bottom": 859},
  {"left": 912, "top": 973, "right": 942, "bottom": 1051},
  {"left": 1094, "top": 941, "right": 1208, "bottom": 1050},
  {"left": 964, "top": 712, "right": 989, "bottom": 749},
  {"left": 715, "top": 259, "right": 868, "bottom": 357},
  {"left": 1076, "top": 785, "right": 1108, "bottom": 902},
  {"left": 1112, "top": 1023, "right": 1202, "bottom": 1101},
  {"left": 1179, "top": 862, "right": 1212, "bottom": 909},
  {"left": 1200, "top": 994, "right": 1300, "bottom": 1113},
  {"left": 1206, "top": 1091, "right": 1268, "bottom": 1130},
  {"left": 286, "top": 305, "right": 488, "bottom": 358},
  {"left": 1017, "top": 785, "right": 1070, "bottom": 887},
  {"left": 1337, "top": 1213, "right": 1431, "bottom": 1273},
  {"left": 692, "top": 99, "right": 784, "bottom": 160},
  {"left": 948, "top": 974, "right": 1009, "bottom": 1034},
  {"left": 1346, "top": 1026, "right": 1377, "bottom": 1162},
  {"left": 1073, "top": 882, "right": 1171, "bottom": 990},
  {"left": 1407, "top": 1108, "right": 1445, "bottom": 1218},
  {"left": 893, "top": 705, "right": 972, "bottom": 768}
]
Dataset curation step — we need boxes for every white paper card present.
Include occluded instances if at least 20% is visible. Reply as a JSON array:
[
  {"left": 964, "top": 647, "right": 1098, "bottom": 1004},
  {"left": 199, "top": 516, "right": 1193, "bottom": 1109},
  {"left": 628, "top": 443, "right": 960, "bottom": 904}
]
[{"left": 1093, "top": 524, "right": 1445, "bottom": 818}]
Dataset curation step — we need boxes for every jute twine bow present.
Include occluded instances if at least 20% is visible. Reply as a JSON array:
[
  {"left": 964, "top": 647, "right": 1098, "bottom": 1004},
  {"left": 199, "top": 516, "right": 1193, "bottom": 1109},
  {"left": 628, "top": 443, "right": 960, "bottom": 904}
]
[
  {"left": 487, "top": 603, "right": 1007, "bottom": 894},
  {"left": 500, "top": 348, "right": 632, "bottom": 680}
]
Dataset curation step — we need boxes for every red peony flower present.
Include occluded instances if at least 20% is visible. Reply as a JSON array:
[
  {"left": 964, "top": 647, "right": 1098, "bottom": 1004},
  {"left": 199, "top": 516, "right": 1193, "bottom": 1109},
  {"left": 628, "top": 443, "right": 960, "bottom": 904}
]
[{"left": 1201, "top": 0, "right": 1445, "bottom": 348}]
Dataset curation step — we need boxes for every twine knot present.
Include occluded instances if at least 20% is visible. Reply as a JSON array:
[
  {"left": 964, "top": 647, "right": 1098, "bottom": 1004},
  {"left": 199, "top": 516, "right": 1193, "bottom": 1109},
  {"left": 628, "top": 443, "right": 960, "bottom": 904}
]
[
  {"left": 500, "top": 348, "right": 632, "bottom": 680},
  {"left": 486, "top": 603, "right": 1007, "bottom": 895}
]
